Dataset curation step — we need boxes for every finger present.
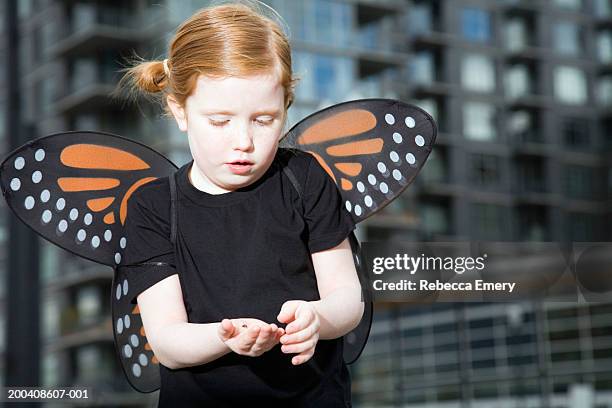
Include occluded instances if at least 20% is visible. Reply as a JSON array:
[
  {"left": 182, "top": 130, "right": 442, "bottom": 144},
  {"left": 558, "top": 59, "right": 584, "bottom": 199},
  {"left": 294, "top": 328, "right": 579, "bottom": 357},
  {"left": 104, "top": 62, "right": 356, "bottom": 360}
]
[
  {"left": 292, "top": 350, "right": 315, "bottom": 366},
  {"left": 218, "top": 319, "right": 235, "bottom": 341},
  {"left": 277, "top": 300, "right": 300, "bottom": 324},
  {"left": 241, "top": 325, "right": 261, "bottom": 349},
  {"left": 274, "top": 327, "right": 285, "bottom": 341},
  {"left": 253, "top": 325, "right": 273, "bottom": 349},
  {"left": 281, "top": 325, "right": 316, "bottom": 345},
  {"left": 285, "top": 311, "right": 313, "bottom": 335},
  {"left": 281, "top": 339, "right": 315, "bottom": 355}
]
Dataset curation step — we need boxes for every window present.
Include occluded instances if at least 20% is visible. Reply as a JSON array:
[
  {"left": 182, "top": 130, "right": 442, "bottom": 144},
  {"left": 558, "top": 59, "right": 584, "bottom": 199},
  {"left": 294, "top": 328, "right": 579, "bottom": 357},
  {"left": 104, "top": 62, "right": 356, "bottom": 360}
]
[
  {"left": 553, "top": 0, "right": 582, "bottom": 11},
  {"left": 411, "top": 51, "right": 435, "bottom": 84},
  {"left": 71, "top": 2, "right": 96, "bottom": 32},
  {"left": 421, "top": 147, "right": 448, "bottom": 183},
  {"left": 554, "top": 66, "right": 587, "bottom": 105},
  {"left": 408, "top": 1, "right": 439, "bottom": 34},
  {"left": 516, "top": 157, "right": 546, "bottom": 193},
  {"left": 35, "top": 78, "right": 57, "bottom": 116},
  {"left": 413, "top": 98, "right": 439, "bottom": 124},
  {"left": 0, "top": 99, "right": 5, "bottom": 143},
  {"left": 518, "top": 205, "right": 548, "bottom": 241},
  {"left": 462, "top": 54, "right": 495, "bottom": 93},
  {"left": 568, "top": 212, "right": 596, "bottom": 241},
  {"left": 42, "top": 297, "right": 60, "bottom": 339},
  {"left": 293, "top": 52, "right": 354, "bottom": 102},
  {"left": 563, "top": 118, "right": 590, "bottom": 148},
  {"left": 565, "top": 165, "right": 596, "bottom": 200},
  {"left": 314, "top": 56, "right": 335, "bottom": 100},
  {"left": 471, "top": 154, "right": 501, "bottom": 187},
  {"left": 33, "top": 26, "right": 42, "bottom": 64},
  {"left": 505, "top": 17, "right": 530, "bottom": 51},
  {"left": 598, "top": 76, "right": 612, "bottom": 106},
  {"left": 77, "top": 285, "right": 101, "bottom": 327},
  {"left": 71, "top": 57, "right": 97, "bottom": 92},
  {"left": 508, "top": 110, "right": 541, "bottom": 144},
  {"left": 553, "top": 22, "right": 582, "bottom": 55},
  {"left": 42, "top": 353, "right": 59, "bottom": 386},
  {"left": 505, "top": 64, "right": 532, "bottom": 99},
  {"left": 464, "top": 102, "right": 496, "bottom": 141},
  {"left": 76, "top": 345, "right": 102, "bottom": 382},
  {"left": 422, "top": 201, "right": 450, "bottom": 235},
  {"left": 594, "top": 0, "right": 612, "bottom": 17},
  {"left": 597, "top": 30, "right": 612, "bottom": 63},
  {"left": 462, "top": 7, "right": 491, "bottom": 43},
  {"left": 314, "top": 0, "right": 334, "bottom": 45},
  {"left": 471, "top": 204, "right": 509, "bottom": 240}
]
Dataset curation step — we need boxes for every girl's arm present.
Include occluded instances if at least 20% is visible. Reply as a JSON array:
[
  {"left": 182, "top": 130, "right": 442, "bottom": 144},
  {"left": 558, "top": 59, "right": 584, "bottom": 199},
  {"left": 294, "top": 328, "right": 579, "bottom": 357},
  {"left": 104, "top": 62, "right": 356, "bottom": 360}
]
[
  {"left": 277, "top": 237, "right": 364, "bottom": 365},
  {"left": 137, "top": 275, "right": 284, "bottom": 369},
  {"left": 309, "top": 237, "right": 364, "bottom": 339},
  {"left": 136, "top": 275, "right": 231, "bottom": 369}
]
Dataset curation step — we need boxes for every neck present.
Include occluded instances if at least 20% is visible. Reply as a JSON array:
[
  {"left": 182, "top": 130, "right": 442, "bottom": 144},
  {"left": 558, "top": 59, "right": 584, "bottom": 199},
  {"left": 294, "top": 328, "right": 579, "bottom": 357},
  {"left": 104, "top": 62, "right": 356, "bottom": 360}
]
[{"left": 188, "top": 163, "right": 232, "bottom": 195}]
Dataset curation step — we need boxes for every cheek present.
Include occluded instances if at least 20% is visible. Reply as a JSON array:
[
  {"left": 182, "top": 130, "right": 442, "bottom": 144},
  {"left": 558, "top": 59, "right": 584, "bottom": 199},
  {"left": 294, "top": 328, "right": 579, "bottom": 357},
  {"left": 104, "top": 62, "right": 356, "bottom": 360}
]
[
  {"left": 255, "top": 126, "right": 283, "bottom": 146},
  {"left": 187, "top": 131, "right": 216, "bottom": 164}
]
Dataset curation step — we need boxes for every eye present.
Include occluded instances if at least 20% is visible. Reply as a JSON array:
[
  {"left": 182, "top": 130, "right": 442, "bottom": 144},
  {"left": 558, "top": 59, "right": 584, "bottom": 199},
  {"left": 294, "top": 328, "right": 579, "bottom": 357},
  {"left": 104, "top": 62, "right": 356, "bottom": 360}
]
[
  {"left": 209, "top": 119, "right": 229, "bottom": 127},
  {"left": 254, "top": 118, "right": 274, "bottom": 126}
]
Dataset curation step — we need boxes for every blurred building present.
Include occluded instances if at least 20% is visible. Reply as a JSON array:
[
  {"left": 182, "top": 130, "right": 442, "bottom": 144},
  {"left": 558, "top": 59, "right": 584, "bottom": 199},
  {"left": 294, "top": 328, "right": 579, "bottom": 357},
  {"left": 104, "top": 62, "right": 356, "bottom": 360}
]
[
  {"left": 1, "top": 0, "right": 611, "bottom": 407},
  {"left": 344, "top": 0, "right": 612, "bottom": 407}
]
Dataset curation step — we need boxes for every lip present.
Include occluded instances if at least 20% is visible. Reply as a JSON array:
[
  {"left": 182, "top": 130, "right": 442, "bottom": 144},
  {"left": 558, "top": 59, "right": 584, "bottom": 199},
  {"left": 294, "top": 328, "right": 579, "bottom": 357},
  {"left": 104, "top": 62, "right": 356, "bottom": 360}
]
[{"left": 226, "top": 162, "right": 254, "bottom": 175}]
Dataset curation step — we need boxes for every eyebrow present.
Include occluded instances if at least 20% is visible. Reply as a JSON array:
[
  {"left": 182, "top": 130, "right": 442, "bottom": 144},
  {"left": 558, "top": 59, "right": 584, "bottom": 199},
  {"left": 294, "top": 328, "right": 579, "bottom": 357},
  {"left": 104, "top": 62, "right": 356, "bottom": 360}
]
[{"left": 202, "top": 109, "right": 282, "bottom": 117}]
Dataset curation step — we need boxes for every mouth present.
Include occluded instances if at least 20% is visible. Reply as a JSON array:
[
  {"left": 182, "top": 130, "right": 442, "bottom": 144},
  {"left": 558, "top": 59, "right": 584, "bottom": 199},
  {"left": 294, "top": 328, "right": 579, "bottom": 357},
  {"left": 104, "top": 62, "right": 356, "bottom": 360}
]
[
  {"left": 227, "top": 160, "right": 254, "bottom": 166},
  {"left": 226, "top": 160, "right": 254, "bottom": 175}
]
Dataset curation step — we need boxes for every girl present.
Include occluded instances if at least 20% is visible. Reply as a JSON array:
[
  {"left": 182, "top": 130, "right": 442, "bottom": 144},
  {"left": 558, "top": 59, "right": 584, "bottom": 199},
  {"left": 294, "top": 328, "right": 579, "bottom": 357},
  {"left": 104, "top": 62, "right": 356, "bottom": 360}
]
[{"left": 120, "top": 2, "right": 363, "bottom": 406}]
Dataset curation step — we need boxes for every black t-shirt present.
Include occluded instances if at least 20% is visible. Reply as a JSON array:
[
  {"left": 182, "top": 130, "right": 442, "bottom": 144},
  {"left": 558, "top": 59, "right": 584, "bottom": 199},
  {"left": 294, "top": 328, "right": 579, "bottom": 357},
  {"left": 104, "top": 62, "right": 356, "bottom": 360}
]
[{"left": 121, "top": 148, "right": 356, "bottom": 407}]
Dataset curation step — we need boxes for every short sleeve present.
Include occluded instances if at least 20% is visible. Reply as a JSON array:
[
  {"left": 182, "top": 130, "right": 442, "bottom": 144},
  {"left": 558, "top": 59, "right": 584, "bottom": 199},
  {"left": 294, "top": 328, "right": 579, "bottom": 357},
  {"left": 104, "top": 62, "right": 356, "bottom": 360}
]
[
  {"left": 304, "top": 155, "right": 356, "bottom": 253},
  {"left": 119, "top": 186, "right": 177, "bottom": 304}
]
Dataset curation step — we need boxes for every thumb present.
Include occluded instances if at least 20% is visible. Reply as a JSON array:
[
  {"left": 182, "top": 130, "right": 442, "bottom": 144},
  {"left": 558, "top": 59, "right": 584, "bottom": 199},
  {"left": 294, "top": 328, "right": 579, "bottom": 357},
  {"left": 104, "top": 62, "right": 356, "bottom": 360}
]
[
  {"left": 218, "top": 319, "right": 235, "bottom": 341},
  {"left": 277, "top": 300, "right": 301, "bottom": 323}
]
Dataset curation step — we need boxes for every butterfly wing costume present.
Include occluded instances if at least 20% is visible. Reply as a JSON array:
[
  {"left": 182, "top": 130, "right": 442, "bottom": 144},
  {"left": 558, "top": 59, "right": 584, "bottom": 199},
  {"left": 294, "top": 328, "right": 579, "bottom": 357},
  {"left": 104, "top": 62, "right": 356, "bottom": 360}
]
[{"left": 0, "top": 99, "right": 436, "bottom": 392}]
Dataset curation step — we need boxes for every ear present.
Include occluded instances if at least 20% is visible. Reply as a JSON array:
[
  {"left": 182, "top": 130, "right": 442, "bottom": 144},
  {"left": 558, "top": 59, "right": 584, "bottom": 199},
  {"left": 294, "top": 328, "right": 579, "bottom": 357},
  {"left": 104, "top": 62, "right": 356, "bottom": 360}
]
[{"left": 167, "top": 95, "right": 188, "bottom": 132}]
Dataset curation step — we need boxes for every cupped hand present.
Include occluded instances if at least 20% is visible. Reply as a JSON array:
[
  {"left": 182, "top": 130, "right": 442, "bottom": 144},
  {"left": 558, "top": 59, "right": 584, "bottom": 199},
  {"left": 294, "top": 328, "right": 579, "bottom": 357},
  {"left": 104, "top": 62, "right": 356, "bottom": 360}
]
[
  {"left": 277, "top": 300, "right": 320, "bottom": 365},
  {"left": 217, "top": 318, "right": 284, "bottom": 357}
]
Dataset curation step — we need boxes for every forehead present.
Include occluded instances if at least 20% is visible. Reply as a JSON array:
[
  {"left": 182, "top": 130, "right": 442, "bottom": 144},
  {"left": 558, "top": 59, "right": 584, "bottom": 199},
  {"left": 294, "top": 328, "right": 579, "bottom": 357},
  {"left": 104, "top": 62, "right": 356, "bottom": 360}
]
[{"left": 187, "top": 72, "right": 284, "bottom": 112}]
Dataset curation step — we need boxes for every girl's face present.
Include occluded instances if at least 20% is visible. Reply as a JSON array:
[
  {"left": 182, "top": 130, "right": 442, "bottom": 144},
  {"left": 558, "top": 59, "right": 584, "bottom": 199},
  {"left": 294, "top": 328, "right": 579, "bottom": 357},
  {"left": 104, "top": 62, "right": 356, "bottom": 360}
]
[{"left": 168, "top": 72, "right": 286, "bottom": 194}]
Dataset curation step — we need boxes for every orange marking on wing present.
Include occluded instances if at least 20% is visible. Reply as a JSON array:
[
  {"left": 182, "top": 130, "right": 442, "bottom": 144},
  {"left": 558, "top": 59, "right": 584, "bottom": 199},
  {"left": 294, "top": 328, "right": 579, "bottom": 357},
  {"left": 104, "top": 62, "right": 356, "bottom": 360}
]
[
  {"left": 152, "top": 355, "right": 159, "bottom": 364},
  {"left": 326, "top": 138, "right": 384, "bottom": 157},
  {"left": 140, "top": 326, "right": 146, "bottom": 337},
  {"left": 60, "top": 144, "right": 150, "bottom": 170},
  {"left": 145, "top": 343, "right": 152, "bottom": 351},
  {"left": 86, "top": 197, "right": 115, "bottom": 212},
  {"left": 307, "top": 151, "right": 336, "bottom": 183},
  {"left": 335, "top": 162, "right": 363, "bottom": 177},
  {"left": 120, "top": 177, "right": 157, "bottom": 225},
  {"left": 297, "top": 109, "right": 377, "bottom": 145},
  {"left": 340, "top": 178, "right": 353, "bottom": 191},
  {"left": 57, "top": 177, "right": 120, "bottom": 192},
  {"left": 103, "top": 212, "right": 115, "bottom": 224},
  {"left": 132, "top": 305, "right": 140, "bottom": 314}
]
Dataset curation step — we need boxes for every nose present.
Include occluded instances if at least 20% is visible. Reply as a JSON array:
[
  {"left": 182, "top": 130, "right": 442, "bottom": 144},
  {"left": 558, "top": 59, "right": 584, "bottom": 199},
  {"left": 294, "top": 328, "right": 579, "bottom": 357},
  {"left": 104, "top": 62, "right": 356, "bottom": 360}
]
[{"left": 232, "top": 123, "right": 254, "bottom": 152}]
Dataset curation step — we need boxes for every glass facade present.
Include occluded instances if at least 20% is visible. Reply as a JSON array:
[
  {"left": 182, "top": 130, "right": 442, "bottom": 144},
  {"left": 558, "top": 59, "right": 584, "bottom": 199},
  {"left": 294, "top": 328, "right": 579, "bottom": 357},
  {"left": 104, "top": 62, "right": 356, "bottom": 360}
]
[
  {"left": 505, "top": 64, "right": 532, "bottom": 99},
  {"left": 4, "top": 0, "right": 611, "bottom": 407},
  {"left": 461, "top": 54, "right": 495, "bottom": 93},
  {"left": 505, "top": 17, "right": 531, "bottom": 51},
  {"left": 464, "top": 102, "right": 496, "bottom": 141},
  {"left": 594, "top": 0, "right": 612, "bottom": 17},
  {"left": 554, "top": 21, "right": 582, "bottom": 56},
  {"left": 462, "top": 7, "right": 491, "bottom": 43},
  {"left": 553, "top": 0, "right": 583, "bottom": 11},
  {"left": 554, "top": 66, "right": 588, "bottom": 105},
  {"left": 597, "top": 30, "right": 612, "bottom": 63}
]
